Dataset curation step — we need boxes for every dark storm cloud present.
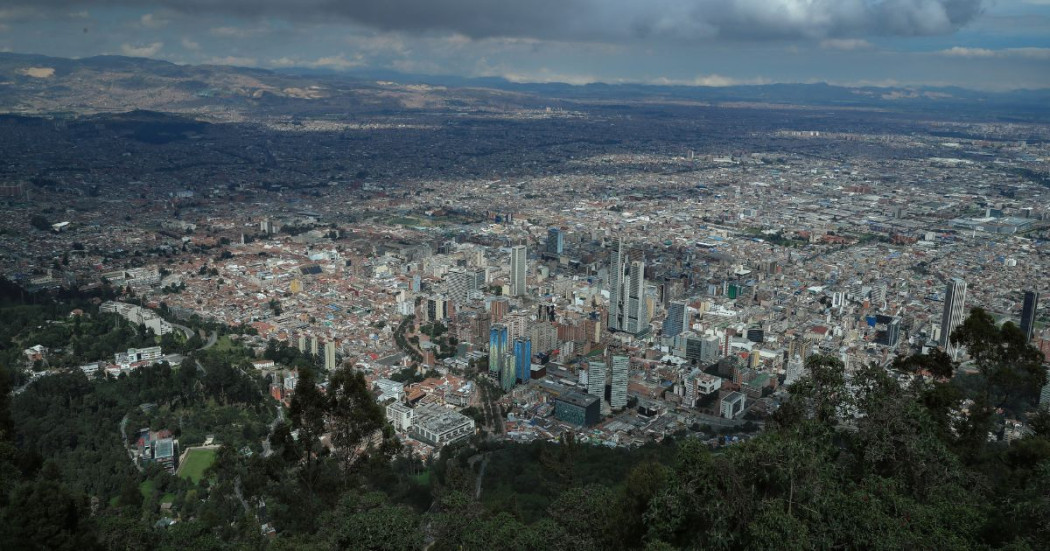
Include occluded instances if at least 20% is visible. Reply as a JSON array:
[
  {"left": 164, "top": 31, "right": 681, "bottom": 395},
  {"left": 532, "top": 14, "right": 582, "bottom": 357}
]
[{"left": 11, "top": 0, "right": 985, "bottom": 41}]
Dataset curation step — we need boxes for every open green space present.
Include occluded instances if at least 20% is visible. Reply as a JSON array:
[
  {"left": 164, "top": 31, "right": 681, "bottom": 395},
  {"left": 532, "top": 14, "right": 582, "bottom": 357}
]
[
  {"left": 138, "top": 480, "right": 156, "bottom": 499},
  {"left": 178, "top": 448, "right": 217, "bottom": 484}
]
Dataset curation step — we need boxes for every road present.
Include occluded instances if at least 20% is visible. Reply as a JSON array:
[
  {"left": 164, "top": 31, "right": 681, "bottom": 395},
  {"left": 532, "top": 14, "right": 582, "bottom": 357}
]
[
  {"left": 119, "top": 414, "right": 144, "bottom": 473},
  {"left": 261, "top": 405, "right": 285, "bottom": 458}
]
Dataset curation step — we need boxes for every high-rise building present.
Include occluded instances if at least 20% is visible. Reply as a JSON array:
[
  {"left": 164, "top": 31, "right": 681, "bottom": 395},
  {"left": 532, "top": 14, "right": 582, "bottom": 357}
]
[
  {"left": 529, "top": 322, "right": 558, "bottom": 354},
  {"left": 1021, "top": 290, "right": 1039, "bottom": 344},
  {"left": 784, "top": 355, "right": 804, "bottom": 386},
  {"left": 324, "top": 340, "right": 336, "bottom": 370},
  {"left": 586, "top": 360, "right": 605, "bottom": 405},
  {"left": 940, "top": 278, "right": 968, "bottom": 359},
  {"left": 874, "top": 315, "right": 901, "bottom": 347},
  {"left": 1041, "top": 367, "right": 1050, "bottom": 410},
  {"left": 501, "top": 352, "right": 516, "bottom": 392},
  {"left": 488, "top": 296, "right": 510, "bottom": 322},
  {"left": 514, "top": 337, "right": 532, "bottom": 384},
  {"left": 609, "top": 355, "right": 629, "bottom": 409},
  {"left": 489, "top": 324, "right": 508, "bottom": 377},
  {"left": 608, "top": 240, "right": 625, "bottom": 331},
  {"left": 446, "top": 268, "right": 483, "bottom": 305},
  {"left": 663, "top": 301, "right": 687, "bottom": 337},
  {"left": 625, "top": 260, "right": 646, "bottom": 333},
  {"left": 547, "top": 227, "right": 564, "bottom": 255},
  {"left": 426, "top": 295, "right": 450, "bottom": 322},
  {"left": 510, "top": 245, "right": 527, "bottom": 297},
  {"left": 607, "top": 239, "right": 649, "bottom": 335}
]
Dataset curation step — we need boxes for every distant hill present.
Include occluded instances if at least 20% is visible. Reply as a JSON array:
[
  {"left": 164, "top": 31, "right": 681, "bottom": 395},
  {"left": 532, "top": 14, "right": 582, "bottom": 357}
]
[{"left": 1, "top": 52, "right": 1048, "bottom": 121}]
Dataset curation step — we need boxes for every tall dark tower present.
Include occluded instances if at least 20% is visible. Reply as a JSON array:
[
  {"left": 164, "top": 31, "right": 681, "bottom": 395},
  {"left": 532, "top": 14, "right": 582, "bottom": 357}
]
[{"left": 1021, "top": 291, "right": 1039, "bottom": 344}]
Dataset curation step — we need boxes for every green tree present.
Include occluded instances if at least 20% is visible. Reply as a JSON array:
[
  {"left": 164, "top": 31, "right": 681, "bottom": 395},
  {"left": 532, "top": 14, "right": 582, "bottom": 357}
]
[
  {"left": 951, "top": 307, "right": 1046, "bottom": 411},
  {"left": 327, "top": 367, "right": 398, "bottom": 471},
  {"left": 29, "top": 214, "right": 51, "bottom": 231}
]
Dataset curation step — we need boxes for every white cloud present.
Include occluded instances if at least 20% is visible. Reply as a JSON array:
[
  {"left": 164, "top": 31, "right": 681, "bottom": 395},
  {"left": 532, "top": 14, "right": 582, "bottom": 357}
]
[
  {"left": 652, "top": 74, "right": 771, "bottom": 87},
  {"left": 938, "top": 46, "right": 1050, "bottom": 59},
  {"left": 820, "top": 38, "right": 873, "bottom": 51},
  {"left": 267, "top": 54, "right": 365, "bottom": 70},
  {"left": 181, "top": 37, "right": 200, "bottom": 51},
  {"left": 491, "top": 67, "right": 605, "bottom": 85},
  {"left": 121, "top": 42, "right": 164, "bottom": 57},
  {"left": 939, "top": 46, "right": 996, "bottom": 57},
  {"left": 140, "top": 13, "right": 167, "bottom": 28},
  {"left": 311, "top": 54, "right": 366, "bottom": 69},
  {"left": 204, "top": 56, "right": 259, "bottom": 66}
]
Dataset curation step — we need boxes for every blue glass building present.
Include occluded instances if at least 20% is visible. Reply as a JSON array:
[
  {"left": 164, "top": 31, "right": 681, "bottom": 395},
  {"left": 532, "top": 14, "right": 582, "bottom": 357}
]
[
  {"left": 514, "top": 337, "right": 532, "bottom": 384},
  {"left": 547, "top": 227, "right": 564, "bottom": 255},
  {"left": 489, "top": 324, "right": 507, "bottom": 376}
]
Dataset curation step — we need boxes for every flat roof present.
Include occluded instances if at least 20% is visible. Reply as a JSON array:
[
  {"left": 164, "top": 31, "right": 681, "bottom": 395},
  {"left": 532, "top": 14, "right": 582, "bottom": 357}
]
[{"left": 556, "top": 391, "right": 599, "bottom": 409}]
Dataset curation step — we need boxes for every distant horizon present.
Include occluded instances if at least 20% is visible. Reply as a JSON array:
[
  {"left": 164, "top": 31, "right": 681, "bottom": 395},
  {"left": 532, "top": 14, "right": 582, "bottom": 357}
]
[
  {"left": 0, "top": 2, "right": 1048, "bottom": 91},
  {"left": 5, "top": 50, "right": 1050, "bottom": 94}
]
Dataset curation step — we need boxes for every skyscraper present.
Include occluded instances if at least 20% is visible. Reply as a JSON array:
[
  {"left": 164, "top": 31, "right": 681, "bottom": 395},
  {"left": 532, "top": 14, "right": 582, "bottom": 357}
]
[
  {"left": 547, "top": 227, "right": 564, "bottom": 255},
  {"left": 609, "top": 355, "right": 629, "bottom": 409},
  {"left": 501, "top": 352, "right": 516, "bottom": 392},
  {"left": 607, "top": 239, "right": 649, "bottom": 335},
  {"left": 447, "top": 268, "right": 485, "bottom": 305},
  {"left": 586, "top": 360, "right": 605, "bottom": 405},
  {"left": 1021, "top": 290, "right": 1039, "bottom": 344},
  {"left": 446, "top": 268, "right": 473, "bottom": 305},
  {"left": 940, "top": 278, "right": 967, "bottom": 359},
  {"left": 324, "top": 340, "right": 336, "bottom": 370},
  {"left": 608, "top": 239, "right": 625, "bottom": 331},
  {"left": 624, "top": 260, "right": 647, "bottom": 334},
  {"left": 663, "top": 301, "right": 687, "bottom": 337},
  {"left": 489, "top": 324, "right": 507, "bottom": 377},
  {"left": 510, "top": 245, "right": 527, "bottom": 297},
  {"left": 514, "top": 337, "right": 532, "bottom": 384}
]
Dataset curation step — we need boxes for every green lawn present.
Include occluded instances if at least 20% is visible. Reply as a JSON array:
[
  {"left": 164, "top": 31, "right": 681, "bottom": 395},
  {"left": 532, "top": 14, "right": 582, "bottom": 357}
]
[
  {"left": 412, "top": 471, "right": 431, "bottom": 486},
  {"left": 178, "top": 448, "right": 217, "bottom": 484},
  {"left": 139, "top": 480, "right": 156, "bottom": 499},
  {"left": 210, "top": 336, "right": 237, "bottom": 353}
]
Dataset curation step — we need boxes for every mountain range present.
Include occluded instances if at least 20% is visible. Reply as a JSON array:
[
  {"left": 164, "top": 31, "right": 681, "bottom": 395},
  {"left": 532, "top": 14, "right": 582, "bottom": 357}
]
[{"left": 1, "top": 52, "right": 1048, "bottom": 121}]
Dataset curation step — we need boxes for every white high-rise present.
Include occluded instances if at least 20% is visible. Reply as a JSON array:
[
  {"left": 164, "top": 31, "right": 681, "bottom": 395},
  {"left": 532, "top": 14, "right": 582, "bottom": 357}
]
[
  {"left": 609, "top": 355, "right": 629, "bottom": 409},
  {"left": 940, "top": 278, "right": 967, "bottom": 359},
  {"left": 587, "top": 360, "right": 606, "bottom": 405},
  {"left": 510, "top": 245, "right": 527, "bottom": 297}
]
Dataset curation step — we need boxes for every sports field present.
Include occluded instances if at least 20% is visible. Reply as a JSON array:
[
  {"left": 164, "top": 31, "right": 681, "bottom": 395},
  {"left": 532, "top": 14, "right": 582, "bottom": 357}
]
[{"left": 178, "top": 448, "right": 217, "bottom": 484}]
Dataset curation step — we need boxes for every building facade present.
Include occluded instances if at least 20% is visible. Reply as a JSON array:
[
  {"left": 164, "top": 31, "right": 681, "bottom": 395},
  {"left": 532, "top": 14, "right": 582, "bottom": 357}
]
[
  {"left": 1021, "top": 290, "right": 1040, "bottom": 344},
  {"left": 547, "top": 227, "right": 564, "bottom": 255},
  {"left": 663, "top": 300, "right": 688, "bottom": 337},
  {"left": 489, "top": 324, "right": 508, "bottom": 377},
  {"left": 510, "top": 245, "right": 527, "bottom": 297},
  {"left": 940, "top": 278, "right": 968, "bottom": 359},
  {"left": 554, "top": 392, "right": 601, "bottom": 426},
  {"left": 514, "top": 337, "right": 532, "bottom": 384},
  {"left": 609, "top": 354, "right": 629, "bottom": 409}
]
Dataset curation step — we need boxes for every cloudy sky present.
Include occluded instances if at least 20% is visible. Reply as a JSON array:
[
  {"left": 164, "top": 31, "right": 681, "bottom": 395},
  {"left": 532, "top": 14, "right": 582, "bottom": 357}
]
[{"left": 1, "top": 0, "right": 1049, "bottom": 90}]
